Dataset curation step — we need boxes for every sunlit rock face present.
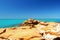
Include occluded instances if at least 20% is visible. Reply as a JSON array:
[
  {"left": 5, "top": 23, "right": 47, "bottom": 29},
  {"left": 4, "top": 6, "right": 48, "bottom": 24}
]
[{"left": 0, "top": 18, "right": 60, "bottom": 40}]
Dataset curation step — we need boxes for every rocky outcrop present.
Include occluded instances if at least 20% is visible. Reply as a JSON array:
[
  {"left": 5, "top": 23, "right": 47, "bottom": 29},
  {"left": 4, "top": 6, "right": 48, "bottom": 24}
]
[{"left": 0, "top": 18, "right": 60, "bottom": 40}]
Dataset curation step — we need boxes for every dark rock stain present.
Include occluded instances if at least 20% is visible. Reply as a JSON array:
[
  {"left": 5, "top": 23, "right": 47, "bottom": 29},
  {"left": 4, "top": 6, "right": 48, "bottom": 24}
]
[{"left": 0, "top": 29, "right": 6, "bottom": 34}]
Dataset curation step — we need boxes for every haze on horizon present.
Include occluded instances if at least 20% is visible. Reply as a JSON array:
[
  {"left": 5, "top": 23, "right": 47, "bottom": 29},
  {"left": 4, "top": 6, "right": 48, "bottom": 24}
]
[{"left": 0, "top": 0, "right": 60, "bottom": 19}]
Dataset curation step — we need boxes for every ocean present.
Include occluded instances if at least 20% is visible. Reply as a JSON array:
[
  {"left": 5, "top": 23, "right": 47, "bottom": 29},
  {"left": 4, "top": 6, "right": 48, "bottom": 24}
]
[
  {"left": 0, "top": 18, "right": 60, "bottom": 28},
  {"left": 0, "top": 19, "right": 25, "bottom": 28}
]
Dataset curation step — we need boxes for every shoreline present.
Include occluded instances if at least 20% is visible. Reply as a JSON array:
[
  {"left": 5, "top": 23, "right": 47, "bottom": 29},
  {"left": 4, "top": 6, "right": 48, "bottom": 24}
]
[{"left": 0, "top": 18, "right": 60, "bottom": 28}]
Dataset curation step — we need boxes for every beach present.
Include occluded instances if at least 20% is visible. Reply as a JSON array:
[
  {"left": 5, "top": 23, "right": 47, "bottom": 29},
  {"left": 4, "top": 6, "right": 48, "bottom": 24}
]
[{"left": 0, "top": 19, "right": 60, "bottom": 40}]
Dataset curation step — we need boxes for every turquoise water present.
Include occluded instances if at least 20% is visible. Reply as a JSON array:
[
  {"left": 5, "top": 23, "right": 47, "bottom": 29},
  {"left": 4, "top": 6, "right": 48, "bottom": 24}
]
[
  {"left": 38, "top": 18, "right": 60, "bottom": 22},
  {"left": 0, "top": 18, "right": 60, "bottom": 28},
  {"left": 0, "top": 19, "right": 25, "bottom": 28}
]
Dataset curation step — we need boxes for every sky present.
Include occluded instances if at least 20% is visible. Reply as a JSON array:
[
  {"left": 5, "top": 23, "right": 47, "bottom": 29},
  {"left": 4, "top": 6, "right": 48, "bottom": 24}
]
[{"left": 0, "top": 0, "right": 60, "bottom": 19}]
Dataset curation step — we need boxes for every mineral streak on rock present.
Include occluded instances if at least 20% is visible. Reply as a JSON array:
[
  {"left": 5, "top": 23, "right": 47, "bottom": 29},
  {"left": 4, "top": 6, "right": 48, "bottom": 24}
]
[{"left": 0, "top": 29, "right": 6, "bottom": 34}]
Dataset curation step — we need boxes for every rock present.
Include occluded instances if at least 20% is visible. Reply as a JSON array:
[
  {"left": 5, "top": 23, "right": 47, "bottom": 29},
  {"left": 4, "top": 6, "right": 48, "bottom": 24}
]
[{"left": 20, "top": 18, "right": 40, "bottom": 26}]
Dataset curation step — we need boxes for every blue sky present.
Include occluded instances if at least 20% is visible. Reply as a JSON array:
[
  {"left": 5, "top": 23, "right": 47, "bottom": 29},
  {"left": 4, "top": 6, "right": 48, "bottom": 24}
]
[{"left": 0, "top": 0, "right": 60, "bottom": 19}]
